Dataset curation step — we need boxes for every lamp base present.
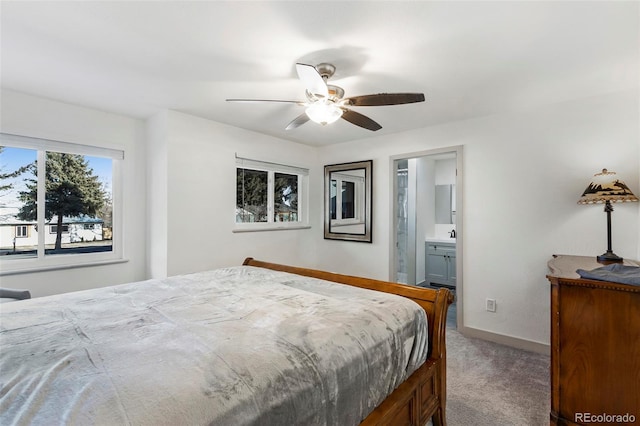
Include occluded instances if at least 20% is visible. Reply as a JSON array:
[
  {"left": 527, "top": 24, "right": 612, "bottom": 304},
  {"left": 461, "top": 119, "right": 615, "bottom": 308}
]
[{"left": 597, "top": 251, "right": 623, "bottom": 264}]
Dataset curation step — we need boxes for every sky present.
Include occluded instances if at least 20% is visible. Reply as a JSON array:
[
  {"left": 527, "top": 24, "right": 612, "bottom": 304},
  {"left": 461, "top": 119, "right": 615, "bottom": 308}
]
[{"left": 0, "top": 147, "right": 112, "bottom": 211}]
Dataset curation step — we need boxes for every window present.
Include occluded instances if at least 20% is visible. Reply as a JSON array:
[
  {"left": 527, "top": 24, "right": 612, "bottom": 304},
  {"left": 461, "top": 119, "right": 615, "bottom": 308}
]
[
  {"left": 329, "top": 170, "right": 365, "bottom": 226},
  {"left": 274, "top": 172, "right": 299, "bottom": 222},
  {"left": 236, "top": 168, "right": 268, "bottom": 223},
  {"left": 0, "top": 133, "right": 123, "bottom": 274},
  {"left": 15, "top": 225, "right": 28, "bottom": 238},
  {"left": 341, "top": 181, "right": 355, "bottom": 219},
  {"left": 235, "top": 156, "right": 309, "bottom": 231},
  {"left": 50, "top": 224, "right": 69, "bottom": 234}
]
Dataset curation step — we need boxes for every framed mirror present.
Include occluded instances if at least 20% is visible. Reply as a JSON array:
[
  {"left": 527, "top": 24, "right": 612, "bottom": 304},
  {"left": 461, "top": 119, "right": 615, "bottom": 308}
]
[{"left": 324, "top": 160, "right": 372, "bottom": 243}]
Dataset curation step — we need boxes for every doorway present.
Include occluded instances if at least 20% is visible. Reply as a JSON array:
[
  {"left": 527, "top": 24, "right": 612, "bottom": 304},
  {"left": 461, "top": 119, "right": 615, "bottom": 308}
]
[{"left": 390, "top": 146, "right": 463, "bottom": 329}]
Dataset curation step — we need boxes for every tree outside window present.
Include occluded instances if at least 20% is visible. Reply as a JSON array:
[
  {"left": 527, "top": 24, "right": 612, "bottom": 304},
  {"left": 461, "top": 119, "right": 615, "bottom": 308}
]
[
  {"left": 1, "top": 134, "right": 123, "bottom": 271},
  {"left": 1, "top": 142, "right": 114, "bottom": 257},
  {"left": 18, "top": 152, "right": 107, "bottom": 252},
  {"left": 235, "top": 158, "right": 308, "bottom": 230},
  {"left": 236, "top": 168, "right": 268, "bottom": 223},
  {"left": 274, "top": 173, "right": 298, "bottom": 222}
]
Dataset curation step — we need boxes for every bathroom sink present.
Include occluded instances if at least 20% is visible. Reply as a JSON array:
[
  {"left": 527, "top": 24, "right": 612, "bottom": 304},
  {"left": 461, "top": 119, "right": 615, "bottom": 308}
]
[{"left": 426, "top": 238, "right": 456, "bottom": 244}]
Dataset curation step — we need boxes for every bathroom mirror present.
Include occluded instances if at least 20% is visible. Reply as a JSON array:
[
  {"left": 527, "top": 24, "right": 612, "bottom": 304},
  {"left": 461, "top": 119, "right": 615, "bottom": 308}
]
[
  {"left": 324, "top": 160, "right": 372, "bottom": 243},
  {"left": 435, "top": 184, "right": 456, "bottom": 224}
]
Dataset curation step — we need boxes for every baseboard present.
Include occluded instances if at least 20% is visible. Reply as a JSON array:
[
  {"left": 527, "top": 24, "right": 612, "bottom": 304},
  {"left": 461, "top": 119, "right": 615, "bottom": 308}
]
[{"left": 459, "top": 326, "right": 550, "bottom": 355}]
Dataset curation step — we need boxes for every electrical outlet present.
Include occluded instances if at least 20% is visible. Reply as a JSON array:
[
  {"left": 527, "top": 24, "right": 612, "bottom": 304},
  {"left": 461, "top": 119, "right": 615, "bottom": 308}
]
[{"left": 486, "top": 298, "right": 497, "bottom": 312}]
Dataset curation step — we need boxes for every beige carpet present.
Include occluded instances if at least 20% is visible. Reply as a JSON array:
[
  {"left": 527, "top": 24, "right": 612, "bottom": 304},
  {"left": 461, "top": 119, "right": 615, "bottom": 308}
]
[{"left": 443, "top": 327, "right": 550, "bottom": 425}]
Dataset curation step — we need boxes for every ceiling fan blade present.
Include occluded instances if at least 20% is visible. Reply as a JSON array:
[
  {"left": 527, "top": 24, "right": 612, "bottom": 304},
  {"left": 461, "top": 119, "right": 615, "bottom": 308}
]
[
  {"left": 285, "top": 113, "right": 310, "bottom": 130},
  {"left": 344, "top": 93, "right": 425, "bottom": 106},
  {"left": 341, "top": 109, "right": 382, "bottom": 131},
  {"left": 295, "top": 63, "right": 328, "bottom": 98},
  {"left": 226, "top": 98, "right": 304, "bottom": 105}
]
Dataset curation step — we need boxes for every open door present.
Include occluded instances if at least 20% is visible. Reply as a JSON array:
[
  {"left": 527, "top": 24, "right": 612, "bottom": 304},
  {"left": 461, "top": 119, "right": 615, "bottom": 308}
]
[{"left": 391, "top": 147, "right": 462, "bottom": 329}]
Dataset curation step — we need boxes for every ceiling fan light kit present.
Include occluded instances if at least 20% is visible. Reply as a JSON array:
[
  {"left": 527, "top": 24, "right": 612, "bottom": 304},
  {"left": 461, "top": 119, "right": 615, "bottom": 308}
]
[
  {"left": 227, "top": 62, "right": 425, "bottom": 131},
  {"left": 306, "top": 102, "right": 343, "bottom": 125}
]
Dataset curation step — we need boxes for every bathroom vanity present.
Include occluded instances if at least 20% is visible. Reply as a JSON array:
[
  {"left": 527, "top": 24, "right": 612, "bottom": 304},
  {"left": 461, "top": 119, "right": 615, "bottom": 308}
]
[{"left": 425, "top": 239, "right": 456, "bottom": 288}]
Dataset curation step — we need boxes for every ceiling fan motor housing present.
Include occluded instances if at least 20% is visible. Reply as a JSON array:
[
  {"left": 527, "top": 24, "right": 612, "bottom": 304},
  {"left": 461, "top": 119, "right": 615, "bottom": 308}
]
[
  {"left": 305, "top": 85, "right": 344, "bottom": 103},
  {"left": 315, "top": 63, "right": 336, "bottom": 80}
]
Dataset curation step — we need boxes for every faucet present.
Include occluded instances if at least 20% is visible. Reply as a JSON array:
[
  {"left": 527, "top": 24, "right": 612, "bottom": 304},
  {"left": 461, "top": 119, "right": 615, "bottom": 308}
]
[{"left": 449, "top": 229, "right": 456, "bottom": 238}]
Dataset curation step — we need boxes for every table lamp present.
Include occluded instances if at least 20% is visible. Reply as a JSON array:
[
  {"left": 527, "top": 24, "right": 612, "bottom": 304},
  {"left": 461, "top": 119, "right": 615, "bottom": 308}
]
[{"left": 577, "top": 168, "right": 638, "bottom": 263}]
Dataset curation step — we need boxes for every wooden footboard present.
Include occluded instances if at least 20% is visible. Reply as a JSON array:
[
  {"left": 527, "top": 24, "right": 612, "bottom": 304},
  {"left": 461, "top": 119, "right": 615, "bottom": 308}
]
[{"left": 243, "top": 258, "right": 454, "bottom": 426}]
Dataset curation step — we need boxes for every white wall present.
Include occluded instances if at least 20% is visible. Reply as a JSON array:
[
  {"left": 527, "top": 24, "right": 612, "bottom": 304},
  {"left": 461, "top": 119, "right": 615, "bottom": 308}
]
[
  {"left": 0, "top": 89, "right": 147, "bottom": 297},
  {"left": 147, "top": 110, "right": 320, "bottom": 277},
  {"left": 2, "top": 88, "right": 637, "bottom": 348},
  {"left": 316, "top": 90, "right": 639, "bottom": 346},
  {"left": 146, "top": 111, "right": 169, "bottom": 278}
]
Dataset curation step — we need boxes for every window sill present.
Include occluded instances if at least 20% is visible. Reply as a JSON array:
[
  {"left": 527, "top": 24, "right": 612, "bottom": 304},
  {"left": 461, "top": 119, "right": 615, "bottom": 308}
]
[
  {"left": 232, "top": 224, "right": 312, "bottom": 233},
  {"left": 0, "top": 258, "right": 129, "bottom": 276}
]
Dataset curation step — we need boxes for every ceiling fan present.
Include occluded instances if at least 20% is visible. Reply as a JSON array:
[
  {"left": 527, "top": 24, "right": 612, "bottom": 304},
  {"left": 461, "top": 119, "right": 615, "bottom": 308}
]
[{"left": 226, "top": 63, "right": 425, "bottom": 131}]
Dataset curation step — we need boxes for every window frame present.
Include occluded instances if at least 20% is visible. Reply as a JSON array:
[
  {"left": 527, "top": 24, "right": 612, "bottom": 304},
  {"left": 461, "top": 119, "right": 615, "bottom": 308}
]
[
  {"left": 15, "top": 225, "right": 28, "bottom": 238},
  {"left": 50, "top": 224, "right": 70, "bottom": 234},
  {"left": 329, "top": 171, "right": 366, "bottom": 227},
  {"left": 234, "top": 156, "right": 310, "bottom": 232},
  {"left": 0, "top": 133, "right": 125, "bottom": 275}
]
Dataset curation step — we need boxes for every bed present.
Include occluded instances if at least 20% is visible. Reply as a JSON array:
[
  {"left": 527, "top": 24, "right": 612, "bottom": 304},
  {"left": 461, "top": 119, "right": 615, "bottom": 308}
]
[{"left": 0, "top": 258, "right": 453, "bottom": 426}]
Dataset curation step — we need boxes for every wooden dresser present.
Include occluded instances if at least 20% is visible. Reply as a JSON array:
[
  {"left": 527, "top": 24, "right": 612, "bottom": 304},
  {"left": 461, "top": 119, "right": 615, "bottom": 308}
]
[{"left": 546, "top": 255, "right": 640, "bottom": 425}]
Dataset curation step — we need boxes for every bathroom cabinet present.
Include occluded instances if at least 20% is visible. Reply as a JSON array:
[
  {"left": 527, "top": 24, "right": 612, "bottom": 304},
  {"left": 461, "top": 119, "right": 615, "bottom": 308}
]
[{"left": 425, "top": 242, "right": 456, "bottom": 288}]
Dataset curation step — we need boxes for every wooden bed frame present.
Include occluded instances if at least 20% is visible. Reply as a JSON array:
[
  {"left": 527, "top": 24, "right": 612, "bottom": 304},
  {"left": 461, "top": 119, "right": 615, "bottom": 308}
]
[{"left": 243, "top": 258, "right": 454, "bottom": 426}]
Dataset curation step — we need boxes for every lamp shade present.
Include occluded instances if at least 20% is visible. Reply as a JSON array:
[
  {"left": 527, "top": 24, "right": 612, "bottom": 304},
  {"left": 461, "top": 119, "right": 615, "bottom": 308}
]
[{"left": 577, "top": 169, "right": 638, "bottom": 205}]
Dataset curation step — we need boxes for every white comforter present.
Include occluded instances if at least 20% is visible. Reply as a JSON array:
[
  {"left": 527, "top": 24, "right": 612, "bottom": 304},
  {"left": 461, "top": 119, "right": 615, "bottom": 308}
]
[{"left": 0, "top": 266, "right": 428, "bottom": 426}]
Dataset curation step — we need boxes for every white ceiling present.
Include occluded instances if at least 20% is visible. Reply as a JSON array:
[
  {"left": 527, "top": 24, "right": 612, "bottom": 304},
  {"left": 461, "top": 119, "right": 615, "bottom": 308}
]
[{"left": 1, "top": 1, "right": 638, "bottom": 147}]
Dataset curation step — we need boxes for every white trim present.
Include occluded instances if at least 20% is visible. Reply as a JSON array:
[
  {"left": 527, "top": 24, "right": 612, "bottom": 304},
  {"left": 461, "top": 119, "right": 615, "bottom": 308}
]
[
  {"left": 460, "top": 326, "right": 550, "bottom": 355},
  {"left": 1, "top": 133, "right": 124, "bottom": 160},
  {"left": 0, "top": 134, "right": 124, "bottom": 274},
  {"left": 267, "top": 171, "right": 275, "bottom": 221},
  {"left": 232, "top": 224, "right": 311, "bottom": 233},
  {"left": 235, "top": 156, "right": 310, "bottom": 231},
  {"left": 37, "top": 150, "right": 46, "bottom": 258},
  {"left": 329, "top": 174, "right": 365, "bottom": 225},
  {"left": 0, "top": 258, "right": 129, "bottom": 277},
  {"left": 389, "top": 145, "right": 464, "bottom": 329},
  {"left": 111, "top": 157, "right": 124, "bottom": 260},
  {"left": 235, "top": 154, "right": 308, "bottom": 176}
]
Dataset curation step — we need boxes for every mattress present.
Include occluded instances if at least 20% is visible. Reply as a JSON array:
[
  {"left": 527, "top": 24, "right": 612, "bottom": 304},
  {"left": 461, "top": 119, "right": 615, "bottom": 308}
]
[{"left": 0, "top": 265, "right": 429, "bottom": 425}]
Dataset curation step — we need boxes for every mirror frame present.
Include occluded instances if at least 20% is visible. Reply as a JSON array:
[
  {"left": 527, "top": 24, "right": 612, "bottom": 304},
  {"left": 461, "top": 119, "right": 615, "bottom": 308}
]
[{"left": 324, "top": 160, "right": 372, "bottom": 243}]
